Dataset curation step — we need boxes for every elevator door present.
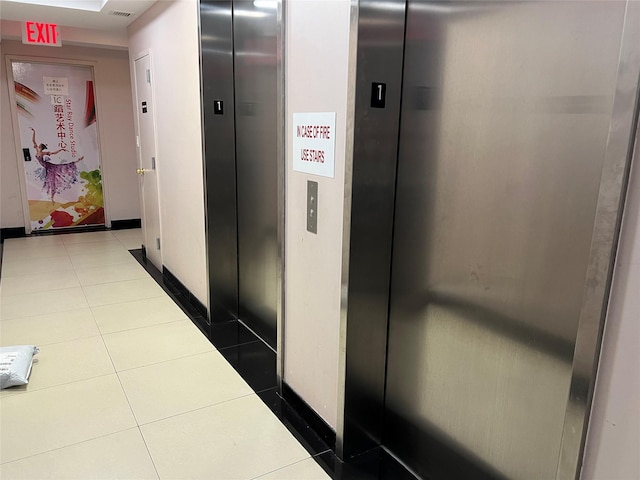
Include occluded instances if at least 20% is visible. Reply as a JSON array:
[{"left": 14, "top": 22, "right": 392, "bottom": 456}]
[
  {"left": 200, "top": 0, "right": 279, "bottom": 349},
  {"left": 234, "top": 0, "right": 279, "bottom": 348},
  {"left": 384, "top": 2, "right": 628, "bottom": 479}
]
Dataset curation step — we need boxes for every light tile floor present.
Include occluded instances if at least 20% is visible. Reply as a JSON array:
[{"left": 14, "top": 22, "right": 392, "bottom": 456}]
[{"left": 0, "top": 229, "right": 330, "bottom": 479}]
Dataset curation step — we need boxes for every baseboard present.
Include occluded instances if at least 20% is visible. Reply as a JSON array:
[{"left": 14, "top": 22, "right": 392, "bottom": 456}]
[
  {"left": 0, "top": 227, "right": 26, "bottom": 242},
  {"left": 282, "top": 382, "right": 337, "bottom": 451},
  {"left": 111, "top": 219, "right": 142, "bottom": 230},
  {"left": 0, "top": 221, "right": 140, "bottom": 241},
  {"left": 162, "top": 267, "right": 208, "bottom": 318}
]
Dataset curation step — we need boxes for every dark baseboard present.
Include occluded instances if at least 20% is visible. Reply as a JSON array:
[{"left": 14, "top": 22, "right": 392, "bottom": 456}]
[
  {"left": 0, "top": 227, "right": 26, "bottom": 243},
  {"left": 282, "top": 382, "right": 337, "bottom": 451},
  {"left": 163, "top": 267, "right": 208, "bottom": 318},
  {"left": 111, "top": 219, "right": 142, "bottom": 230},
  {"left": 1, "top": 221, "right": 139, "bottom": 242}
]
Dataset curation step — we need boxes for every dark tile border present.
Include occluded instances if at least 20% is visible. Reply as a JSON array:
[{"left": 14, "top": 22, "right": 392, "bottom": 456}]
[
  {"left": 128, "top": 249, "right": 335, "bottom": 454},
  {"left": 128, "top": 249, "right": 209, "bottom": 321},
  {"left": 313, "top": 447, "right": 420, "bottom": 480},
  {"left": 220, "top": 339, "right": 278, "bottom": 393},
  {"left": 282, "top": 382, "right": 337, "bottom": 451},
  {"left": 162, "top": 267, "right": 208, "bottom": 318},
  {"left": 128, "top": 247, "right": 417, "bottom": 480},
  {"left": 258, "top": 387, "right": 333, "bottom": 457},
  {"left": 0, "top": 227, "right": 27, "bottom": 242},
  {"left": 111, "top": 219, "right": 142, "bottom": 230},
  {"left": 0, "top": 219, "right": 141, "bottom": 243}
]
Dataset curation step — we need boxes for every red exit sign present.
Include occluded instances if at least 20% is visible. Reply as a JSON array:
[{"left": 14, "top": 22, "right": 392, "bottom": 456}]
[{"left": 22, "top": 22, "right": 61, "bottom": 47}]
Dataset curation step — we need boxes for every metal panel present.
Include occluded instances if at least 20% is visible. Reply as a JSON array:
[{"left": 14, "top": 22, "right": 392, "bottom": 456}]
[
  {"left": 275, "top": 0, "right": 285, "bottom": 389},
  {"left": 384, "top": 2, "right": 631, "bottom": 480},
  {"left": 233, "top": 0, "right": 279, "bottom": 348},
  {"left": 558, "top": 1, "right": 640, "bottom": 477},
  {"left": 339, "top": 0, "right": 406, "bottom": 459},
  {"left": 200, "top": 0, "right": 239, "bottom": 323},
  {"left": 336, "top": 0, "right": 361, "bottom": 458}
]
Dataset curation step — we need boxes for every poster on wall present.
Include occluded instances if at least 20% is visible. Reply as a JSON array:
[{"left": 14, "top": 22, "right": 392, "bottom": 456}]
[{"left": 11, "top": 61, "right": 105, "bottom": 231}]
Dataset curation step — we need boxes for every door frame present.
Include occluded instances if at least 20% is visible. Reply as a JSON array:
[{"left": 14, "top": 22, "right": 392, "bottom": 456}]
[
  {"left": 131, "top": 49, "right": 163, "bottom": 268},
  {"left": 275, "top": 0, "right": 286, "bottom": 388},
  {"left": 556, "top": 2, "right": 640, "bottom": 476},
  {"left": 5, "top": 55, "right": 110, "bottom": 233}
]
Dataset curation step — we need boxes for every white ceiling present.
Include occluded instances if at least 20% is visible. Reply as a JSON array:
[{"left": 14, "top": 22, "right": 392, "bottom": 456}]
[{"left": 0, "top": 0, "right": 157, "bottom": 31}]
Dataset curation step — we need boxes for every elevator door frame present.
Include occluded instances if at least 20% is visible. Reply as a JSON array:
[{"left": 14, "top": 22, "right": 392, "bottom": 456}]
[
  {"left": 199, "top": 0, "right": 285, "bottom": 377},
  {"left": 337, "top": 1, "right": 640, "bottom": 479}
]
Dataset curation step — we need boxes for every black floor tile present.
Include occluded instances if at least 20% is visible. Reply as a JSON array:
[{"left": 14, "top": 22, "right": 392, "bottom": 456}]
[
  {"left": 209, "top": 320, "right": 260, "bottom": 350},
  {"left": 130, "top": 249, "right": 202, "bottom": 318},
  {"left": 257, "top": 388, "right": 332, "bottom": 457},
  {"left": 130, "top": 250, "right": 163, "bottom": 281},
  {"left": 282, "top": 382, "right": 335, "bottom": 450},
  {"left": 314, "top": 447, "right": 419, "bottom": 480},
  {"left": 171, "top": 292, "right": 205, "bottom": 318},
  {"left": 190, "top": 316, "right": 210, "bottom": 337},
  {"left": 129, "top": 248, "right": 418, "bottom": 480},
  {"left": 219, "top": 340, "right": 277, "bottom": 393},
  {"left": 256, "top": 386, "right": 282, "bottom": 414},
  {"left": 161, "top": 280, "right": 183, "bottom": 296}
]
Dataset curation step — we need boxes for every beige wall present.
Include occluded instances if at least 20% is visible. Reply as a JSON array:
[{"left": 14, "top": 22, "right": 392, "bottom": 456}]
[
  {"left": 127, "top": 0, "right": 207, "bottom": 306},
  {"left": 0, "top": 38, "right": 139, "bottom": 228},
  {"left": 284, "top": 0, "right": 352, "bottom": 430}
]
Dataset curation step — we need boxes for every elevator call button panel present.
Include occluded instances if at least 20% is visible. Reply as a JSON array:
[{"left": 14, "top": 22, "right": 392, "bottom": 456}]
[{"left": 307, "top": 180, "right": 318, "bottom": 234}]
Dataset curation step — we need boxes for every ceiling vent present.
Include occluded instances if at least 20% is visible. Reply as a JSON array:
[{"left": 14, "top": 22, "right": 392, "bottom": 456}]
[{"left": 109, "top": 10, "right": 132, "bottom": 17}]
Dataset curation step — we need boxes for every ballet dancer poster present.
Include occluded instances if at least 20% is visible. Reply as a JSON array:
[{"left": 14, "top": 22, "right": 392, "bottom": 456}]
[{"left": 11, "top": 61, "right": 105, "bottom": 231}]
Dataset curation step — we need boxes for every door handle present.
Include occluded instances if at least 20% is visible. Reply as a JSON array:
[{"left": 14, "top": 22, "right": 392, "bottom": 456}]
[{"left": 136, "top": 168, "right": 149, "bottom": 175}]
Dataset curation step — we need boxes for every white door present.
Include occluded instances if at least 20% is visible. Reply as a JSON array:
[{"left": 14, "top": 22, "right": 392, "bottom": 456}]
[{"left": 133, "top": 54, "right": 162, "bottom": 269}]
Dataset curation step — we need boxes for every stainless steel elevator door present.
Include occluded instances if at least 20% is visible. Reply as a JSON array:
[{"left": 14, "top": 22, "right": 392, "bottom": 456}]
[
  {"left": 233, "top": 0, "right": 279, "bottom": 348},
  {"left": 201, "top": 0, "right": 239, "bottom": 323},
  {"left": 384, "top": 2, "right": 627, "bottom": 479}
]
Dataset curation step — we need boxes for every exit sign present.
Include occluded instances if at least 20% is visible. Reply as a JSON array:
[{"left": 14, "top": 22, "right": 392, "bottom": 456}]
[{"left": 22, "top": 22, "right": 61, "bottom": 47}]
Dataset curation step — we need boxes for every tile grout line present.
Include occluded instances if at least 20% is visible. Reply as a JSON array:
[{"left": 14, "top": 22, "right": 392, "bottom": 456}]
[
  {"left": 133, "top": 391, "right": 257, "bottom": 428},
  {"left": 248, "top": 456, "right": 318, "bottom": 480},
  {"left": 86, "top": 239, "right": 258, "bottom": 480},
  {"left": 0, "top": 277, "right": 83, "bottom": 298},
  {"left": 94, "top": 315, "right": 187, "bottom": 337},
  {"left": 0, "top": 427, "right": 144, "bottom": 467},
  {"left": 1, "top": 232, "right": 160, "bottom": 477},
  {"left": 2, "top": 234, "right": 331, "bottom": 478},
  {"left": 85, "top": 278, "right": 162, "bottom": 480},
  {"left": 104, "top": 348, "right": 163, "bottom": 479},
  {"left": 110, "top": 346, "right": 219, "bottom": 374},
  {"left": 0, "top": 333, "right": 105, "bottom": 353},
  {"left": 0, "top": 288, "right": 89, "bottom": 322},
  {"left": 135, "top": 425, "right": 162, "bottom": 480},
  {"left": 128, "top": 247, "right": 337, "bottom": 474},
  {"left": 0, "top": 371, "right": 116, "bottom": 400},
  {"left": 0, "top": 306, "right": 91, "bottom": 323}
]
